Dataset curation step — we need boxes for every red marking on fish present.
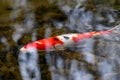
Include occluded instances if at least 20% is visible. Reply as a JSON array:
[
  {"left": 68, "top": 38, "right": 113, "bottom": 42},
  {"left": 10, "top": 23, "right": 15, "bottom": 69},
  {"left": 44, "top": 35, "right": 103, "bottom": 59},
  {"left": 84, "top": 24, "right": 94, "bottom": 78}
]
[
  {"left": 21, "top": 37, "right": 64, "bottom": 51},
  {"left": 72, "top": 30, "right": 112, "bottom": 43}
]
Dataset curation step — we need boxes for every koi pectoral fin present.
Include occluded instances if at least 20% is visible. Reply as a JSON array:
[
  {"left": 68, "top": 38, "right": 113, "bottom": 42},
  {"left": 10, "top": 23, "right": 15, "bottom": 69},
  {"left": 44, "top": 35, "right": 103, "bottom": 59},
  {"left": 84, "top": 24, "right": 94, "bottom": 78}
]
[{"left": 54, "top": 44, "right": 65, "bottom": 50}]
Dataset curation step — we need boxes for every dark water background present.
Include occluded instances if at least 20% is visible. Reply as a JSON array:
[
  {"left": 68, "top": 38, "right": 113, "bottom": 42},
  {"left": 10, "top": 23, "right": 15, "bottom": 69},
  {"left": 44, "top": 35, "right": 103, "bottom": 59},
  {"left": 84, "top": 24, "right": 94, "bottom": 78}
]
[{"left": 0, "top": 0, "right": 120, "bottom": 80}]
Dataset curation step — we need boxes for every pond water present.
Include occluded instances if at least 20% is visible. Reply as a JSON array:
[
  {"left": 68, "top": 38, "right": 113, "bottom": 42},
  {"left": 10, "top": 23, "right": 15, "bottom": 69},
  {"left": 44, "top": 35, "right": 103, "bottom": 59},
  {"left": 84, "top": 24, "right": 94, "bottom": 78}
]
[{"left": 0, "top": 0, "right": 120, "bottom": 80}]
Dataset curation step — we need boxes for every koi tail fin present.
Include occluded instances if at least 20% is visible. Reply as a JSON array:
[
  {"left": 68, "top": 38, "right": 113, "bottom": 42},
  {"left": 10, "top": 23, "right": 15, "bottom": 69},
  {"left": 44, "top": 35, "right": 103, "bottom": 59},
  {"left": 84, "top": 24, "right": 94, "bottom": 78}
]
[
  {"left": 90, "top": 24, "right": 120, "bottom": 37},
  {"left": 109, "top": 24, "right": 120, "bottom": 32}
]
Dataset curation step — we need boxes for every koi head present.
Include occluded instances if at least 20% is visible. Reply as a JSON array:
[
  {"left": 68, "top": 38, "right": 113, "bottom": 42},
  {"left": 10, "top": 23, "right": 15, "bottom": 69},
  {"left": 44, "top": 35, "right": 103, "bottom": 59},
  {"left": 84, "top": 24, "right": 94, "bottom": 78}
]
[
  {"left": 20, "top": 37, "right": 64, "bottom": 52},
  {"left": 20, "top": 41, "right": 44, "bottom": 53}
]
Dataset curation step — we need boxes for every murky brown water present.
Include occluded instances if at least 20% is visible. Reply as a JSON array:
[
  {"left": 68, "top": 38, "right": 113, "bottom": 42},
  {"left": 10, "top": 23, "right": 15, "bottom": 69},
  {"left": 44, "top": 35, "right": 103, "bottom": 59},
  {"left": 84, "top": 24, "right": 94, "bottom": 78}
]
[{"left": 0, "top": 0, "right": 120, "bottom": 80}]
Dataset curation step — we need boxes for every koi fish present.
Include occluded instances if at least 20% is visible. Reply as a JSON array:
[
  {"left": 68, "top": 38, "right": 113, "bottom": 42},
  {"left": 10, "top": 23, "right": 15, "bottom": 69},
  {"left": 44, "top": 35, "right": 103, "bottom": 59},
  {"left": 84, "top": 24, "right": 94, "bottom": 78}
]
[{"left": 20, "top": 24, "right": 120, "bottom": 52}]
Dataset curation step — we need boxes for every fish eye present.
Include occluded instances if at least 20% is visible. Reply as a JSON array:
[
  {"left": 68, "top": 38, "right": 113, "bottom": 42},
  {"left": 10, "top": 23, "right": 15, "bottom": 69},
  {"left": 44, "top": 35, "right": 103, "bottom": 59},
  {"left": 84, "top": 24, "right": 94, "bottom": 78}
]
[{"left": 63, "top": 36, "right": 69, "bottom": 40}]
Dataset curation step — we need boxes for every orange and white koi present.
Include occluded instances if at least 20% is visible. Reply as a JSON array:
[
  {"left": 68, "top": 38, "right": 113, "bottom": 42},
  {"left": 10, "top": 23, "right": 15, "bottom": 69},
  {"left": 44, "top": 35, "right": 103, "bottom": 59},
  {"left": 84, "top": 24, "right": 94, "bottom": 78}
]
[{"left": 20, "top": 24, "right": 120, "bottom": 52}]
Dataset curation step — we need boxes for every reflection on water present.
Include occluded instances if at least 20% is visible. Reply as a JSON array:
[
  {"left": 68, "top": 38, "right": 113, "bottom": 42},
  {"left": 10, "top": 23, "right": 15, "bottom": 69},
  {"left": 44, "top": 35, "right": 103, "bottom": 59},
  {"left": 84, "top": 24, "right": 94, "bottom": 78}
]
[
  {"left": 10, "top": 0, "right": 40, "bottom": 80},
  {"left": 19, "top": 49, "right": 40, "bottom": 80},
  {"left": 7, "top": 0, "right": 120, "bottom": 80},
  {"left": 46, "top": 1, "right": 120, "bottom": 80}
]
